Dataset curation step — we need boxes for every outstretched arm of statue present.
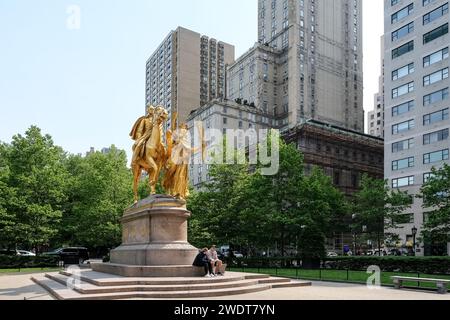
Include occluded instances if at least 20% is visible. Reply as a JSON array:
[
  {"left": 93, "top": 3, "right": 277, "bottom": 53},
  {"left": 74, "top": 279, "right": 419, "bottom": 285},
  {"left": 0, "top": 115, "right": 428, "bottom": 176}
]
[{"left": 190, "top": 145, "right": 206, "bottom": 161}]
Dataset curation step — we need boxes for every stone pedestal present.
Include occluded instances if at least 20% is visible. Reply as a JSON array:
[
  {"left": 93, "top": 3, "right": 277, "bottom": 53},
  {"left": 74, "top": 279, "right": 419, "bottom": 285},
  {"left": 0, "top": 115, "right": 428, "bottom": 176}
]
[{"left": 92, "top": 195, "right": 201, "bottom": 277}]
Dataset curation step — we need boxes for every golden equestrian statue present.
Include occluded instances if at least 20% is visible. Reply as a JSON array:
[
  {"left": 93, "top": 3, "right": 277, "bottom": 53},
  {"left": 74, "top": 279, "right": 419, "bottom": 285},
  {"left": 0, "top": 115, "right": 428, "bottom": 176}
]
[
  {"left": 130, "top": 107, "right": 205, "bottom": 202},
  {"left": 130, "top": 105, "right": 169, "bottom": 203}
]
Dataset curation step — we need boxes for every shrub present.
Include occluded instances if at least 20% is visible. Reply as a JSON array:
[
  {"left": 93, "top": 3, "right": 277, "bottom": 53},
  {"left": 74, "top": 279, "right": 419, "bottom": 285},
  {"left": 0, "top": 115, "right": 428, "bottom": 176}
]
[
  {"left": 228, "top": 256, "right": 450, "bottom": 274},
  {"left": 323, "top": 256, "right": 450, "bottom": 274},
  {"left": 0, "top": 255, "right": 60, "bottom": 269}
]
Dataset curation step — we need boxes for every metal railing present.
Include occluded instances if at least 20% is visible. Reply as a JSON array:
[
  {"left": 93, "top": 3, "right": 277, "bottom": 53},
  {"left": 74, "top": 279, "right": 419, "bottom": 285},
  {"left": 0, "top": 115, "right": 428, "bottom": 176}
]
[{"left": 228, "top": 266, "right": 450, "bottom": 289}]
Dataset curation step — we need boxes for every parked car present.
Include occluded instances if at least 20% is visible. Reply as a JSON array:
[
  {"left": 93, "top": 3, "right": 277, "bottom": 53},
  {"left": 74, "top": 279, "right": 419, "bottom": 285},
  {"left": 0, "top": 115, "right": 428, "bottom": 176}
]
[
  {"left": 43, "top": 247, "right": 90, "bottom": 264},
  {"left": 327, "top": 251, "right": 339, "bottom": 257},
  {"left": 0, "top": 249, "right": 18, "bottom": 256},
  {"left": 388, "top": 248, "right": 408, "bottom": 256},
  {"left": 16, "top": 250, "right": 36, "bottom": 257},
  {"left": 366, "top": 249, "right": 388, "bottom": 256}
]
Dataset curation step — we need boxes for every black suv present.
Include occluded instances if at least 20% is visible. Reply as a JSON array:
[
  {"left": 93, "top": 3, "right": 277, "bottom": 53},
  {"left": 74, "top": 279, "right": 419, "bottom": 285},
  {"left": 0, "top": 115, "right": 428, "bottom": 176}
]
[{"left": 44, "top": 247, "right": 90, "bottom": 265}]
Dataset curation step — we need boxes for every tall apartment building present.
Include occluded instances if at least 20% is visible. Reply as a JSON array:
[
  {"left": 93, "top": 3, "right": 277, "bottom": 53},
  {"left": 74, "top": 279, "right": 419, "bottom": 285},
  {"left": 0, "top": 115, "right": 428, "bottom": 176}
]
[
  {"left": 228, "top": 0, "right": 364, "bottom": 132},
  {"left": 145, "top": 26, "right": 235, "bottom": 127},
  {"left": 384, "top": 0, "right": 450, "bottom": 255},
  {"left": 368, "top": 36, "right": 386, "bottom": 138},
  {"left": 368, "top": 93, "right": 385, "bottom": 138}
]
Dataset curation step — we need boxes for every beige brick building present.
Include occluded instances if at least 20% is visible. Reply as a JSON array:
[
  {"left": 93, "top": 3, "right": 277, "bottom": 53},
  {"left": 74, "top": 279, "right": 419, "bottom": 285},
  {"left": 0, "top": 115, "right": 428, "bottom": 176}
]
[{"left": 145, "top": 27, "right": 235, "bottom": 127}]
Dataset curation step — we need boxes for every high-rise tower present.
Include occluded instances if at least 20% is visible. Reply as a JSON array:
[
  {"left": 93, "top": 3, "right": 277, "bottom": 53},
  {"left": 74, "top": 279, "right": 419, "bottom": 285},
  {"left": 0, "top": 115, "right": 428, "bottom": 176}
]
[{"left": 229, "top": 0, "right": 364, "bottom": 132}]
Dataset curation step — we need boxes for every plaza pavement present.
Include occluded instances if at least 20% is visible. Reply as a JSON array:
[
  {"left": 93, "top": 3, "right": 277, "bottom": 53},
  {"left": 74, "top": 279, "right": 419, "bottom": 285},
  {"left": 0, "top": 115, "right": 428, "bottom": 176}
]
[{"left": 1, "top": 272, "right": 450, "bottom": 300}]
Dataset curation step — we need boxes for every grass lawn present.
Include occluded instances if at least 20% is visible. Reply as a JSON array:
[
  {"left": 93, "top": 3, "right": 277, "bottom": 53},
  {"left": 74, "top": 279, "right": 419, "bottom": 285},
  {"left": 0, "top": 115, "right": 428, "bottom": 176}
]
[
  {"left": 0, "top": 267, "right": 62, "bottom": 274},
  {"left": 228, "top": 267, "right": 450, "bottom": 290}
]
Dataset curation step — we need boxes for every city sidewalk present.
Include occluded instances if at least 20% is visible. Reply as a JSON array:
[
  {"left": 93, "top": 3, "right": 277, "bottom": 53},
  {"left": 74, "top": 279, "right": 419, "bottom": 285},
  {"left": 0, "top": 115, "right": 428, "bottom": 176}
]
[{"left": 1, "top": 272, "right": 450, "bottom": 300}]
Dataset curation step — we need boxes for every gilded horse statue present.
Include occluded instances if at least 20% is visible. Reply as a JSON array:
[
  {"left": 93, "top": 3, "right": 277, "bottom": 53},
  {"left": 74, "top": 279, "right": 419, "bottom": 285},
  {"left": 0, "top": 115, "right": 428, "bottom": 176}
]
[{"left": 130, "top": 106, "right": 168, "bottom": 203}]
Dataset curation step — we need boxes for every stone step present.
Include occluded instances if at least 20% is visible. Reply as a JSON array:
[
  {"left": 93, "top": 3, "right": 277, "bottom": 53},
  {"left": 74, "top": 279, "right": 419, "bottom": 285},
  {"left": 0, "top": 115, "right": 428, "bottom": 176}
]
[
  {"left": 59, "top": 270, "right": 269, "bottom": 286},
  {"left": 91, "top": 263, "right": 205, "bottom": 278},
  {"left": 32, "top": 275, "right": 273, "bottom": 300},
  {"left": 45, "top": 273, "right": 261, "bottom": 294},
  {"left": 258, "top": 277, "right": 291, "bottom": 284},
  {"left": 271, "top": 281, "right": 312, "bottom": 289}
]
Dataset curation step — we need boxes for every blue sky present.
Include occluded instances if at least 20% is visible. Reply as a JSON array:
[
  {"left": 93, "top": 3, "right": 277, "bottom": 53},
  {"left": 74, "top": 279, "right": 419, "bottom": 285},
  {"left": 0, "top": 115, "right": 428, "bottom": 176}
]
[{"left": 0, "top": 0, "right": 383, "bottom": 160}]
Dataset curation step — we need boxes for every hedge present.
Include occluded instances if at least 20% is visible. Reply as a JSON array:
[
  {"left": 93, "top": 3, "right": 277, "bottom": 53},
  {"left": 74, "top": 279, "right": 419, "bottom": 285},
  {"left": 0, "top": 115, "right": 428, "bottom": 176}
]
[
  {"left": 323, "top": 256, "right": 450, "bottom": 274},
  {"left": 227, "top": 256, "right": 450, "bottom": 274},
  {"left": 0, "top": 255, "right": 60, "bottom": 269}
]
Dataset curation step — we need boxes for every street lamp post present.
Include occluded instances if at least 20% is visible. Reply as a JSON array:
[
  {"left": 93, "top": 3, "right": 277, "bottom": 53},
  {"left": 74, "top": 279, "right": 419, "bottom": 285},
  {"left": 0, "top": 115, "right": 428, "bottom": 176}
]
[{"left": 412, "top": 226, "right": 418, "bottom": 256}]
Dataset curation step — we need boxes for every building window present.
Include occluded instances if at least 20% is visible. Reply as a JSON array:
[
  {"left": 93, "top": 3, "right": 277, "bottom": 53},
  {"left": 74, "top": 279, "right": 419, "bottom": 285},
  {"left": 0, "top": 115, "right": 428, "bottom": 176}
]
[
  {"left": 423, "top": 3, "right": 448, "bottom": 25},
  {"left": 423, "top": 108, "right": 449, "bottom": 125},
  {"left": 392, "top": 119, "right": 415, "bottom": 134},
  {"left": 351, "top": 174, "right": 358, "bottom": 188},
  {"left": 392, "top": 138, "right": 415, "bottom": 153},
  {"left": 423, "top": 172, "right": 436, "bottom": 183},
  {"left": 392, "top": 40, "right": 414, "bottom": 59},
  {"left": 391, "top": 3, "right": 414, "bottom": 24},
  {"left": 392, "top": 82, "right": 414, "bottom": 98},
  {"left": 392, "top": 176, "right": 415, "bottom": 188},
  {"left": 392, "top": 22, "right": 414, "bottom": 41},
  {"left": 424, "top": 87, "right": 449, "bottom": 106},
  {"left": 424, "top": 149, "right": 449, "bottom": 164},
  {"left": 393, "top": 213, "right": 414, "bottom": 224},
  {"left": 333, "top": 172, "right": 340, "bottom": 186},
  {"left": 223, "top": 117, "right": 227, "bottom": 125},
  {"left": 392, "top": 157, "right": 415, "bottom": 171},
  {"left": 423, "top": 128, "right": 449, "bottom": 145},
  {"left": 392, "top": 100, "right": 414, "bottom": 116},
  {"left": 423, "top": 47, "right": 449, "bottom": 67},
  {"left": 392, "top": 63, "right": 415, "bottom": 81},
  {"left": 423, "top": 23, "right": 449, "bottom": 44},
  {"left": 423, "top": 67, "right": 449, "bottom": 86},
  {"left": 423, "top": 0, "right": 437, "bottom": 6}
]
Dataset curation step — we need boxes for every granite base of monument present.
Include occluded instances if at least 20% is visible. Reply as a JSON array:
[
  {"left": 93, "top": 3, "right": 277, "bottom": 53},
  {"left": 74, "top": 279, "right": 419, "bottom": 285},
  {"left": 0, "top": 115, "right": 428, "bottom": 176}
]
[{"left": 91, "top": 195, "right": 202, "bottom": 277}]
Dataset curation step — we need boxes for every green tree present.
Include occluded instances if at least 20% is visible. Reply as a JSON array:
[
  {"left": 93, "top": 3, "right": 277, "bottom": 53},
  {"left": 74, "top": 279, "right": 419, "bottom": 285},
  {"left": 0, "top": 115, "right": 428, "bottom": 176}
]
[
  {"left": 352, "top": 175, "right": 412, "bottom": 255},
  {"left": 188, "top": 136, "right": 348, "bottom": 260},
  {"left": 298, "top": 167, "right": 348, "bottom": 260},
  {"left": 247, "top": 138, "right": 305, "bottom": 257},
  {"left": 187, "top": 159, "right": 250, "bottom": 249},
  {"left": 0, "top": 126, "right": 69, "bottom": 251},
  {"left": 61, "top": 146, "right": 132, "bottom": 251},
  {"left": 418, "top": 164, "right": 450, "bottom": 245},
  {"left": 0, "top": 143, "right": 18, "bottom": 248}
]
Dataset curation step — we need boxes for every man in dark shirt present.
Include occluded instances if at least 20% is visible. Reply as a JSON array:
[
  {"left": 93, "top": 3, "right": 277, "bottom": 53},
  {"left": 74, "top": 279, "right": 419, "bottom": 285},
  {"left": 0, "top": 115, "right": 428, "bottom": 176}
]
[{"left": 193, "top": 248, "right": 213, "bottom": 277}]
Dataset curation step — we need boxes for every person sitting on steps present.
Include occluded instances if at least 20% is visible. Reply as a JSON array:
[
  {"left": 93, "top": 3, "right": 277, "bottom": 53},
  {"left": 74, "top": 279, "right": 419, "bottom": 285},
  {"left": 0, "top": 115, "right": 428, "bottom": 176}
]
[
  {"left": 193, "top": 248, "right": 213, "bottom": 277},
  {"left": 207, "top": 245, "right": 224, "bottom": 276}
]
